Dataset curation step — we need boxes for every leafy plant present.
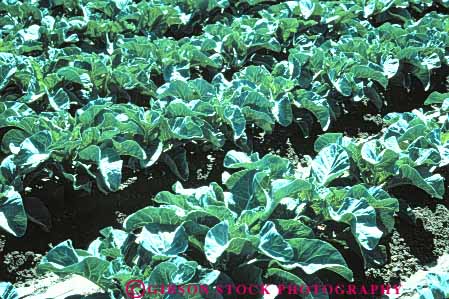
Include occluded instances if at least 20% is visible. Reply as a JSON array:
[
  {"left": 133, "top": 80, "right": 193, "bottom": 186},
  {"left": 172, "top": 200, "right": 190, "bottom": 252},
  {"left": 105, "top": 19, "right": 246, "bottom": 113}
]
[
  {"left": 0, "top": 282, "right": 18, "bottom": 299},
  {"left": 36, "top": 157, "right": 339, "bottom": 298}
]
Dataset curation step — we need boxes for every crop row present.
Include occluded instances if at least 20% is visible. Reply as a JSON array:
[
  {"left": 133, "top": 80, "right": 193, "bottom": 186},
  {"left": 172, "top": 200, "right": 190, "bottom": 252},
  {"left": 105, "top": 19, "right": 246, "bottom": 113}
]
[
  {"left": 1, "top": 1, "right": 449, "bottom": 238},
  {"left": 6, "top": 93, "right": 444, "bottom": 299},
  {"left": 2, "top": 1, "right": 447, "bottom": 52},
  {"left": 2, "top": 5, "right": 448, "bottom": 107}
]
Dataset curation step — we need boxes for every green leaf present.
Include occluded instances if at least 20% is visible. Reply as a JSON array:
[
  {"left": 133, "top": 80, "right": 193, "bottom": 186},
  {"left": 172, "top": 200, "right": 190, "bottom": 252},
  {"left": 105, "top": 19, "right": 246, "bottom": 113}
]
[
  {"left": 272, "top": 219, "right": 314, "bottom": 239},
  {"left": 13, "top": 131, "right": 52, "bottom": 172},
  {"left": 394, "top": 165, "right": 445, "bottom": 199},
  {"left": 314, "top": 133, "right": 343, "bottom": 153},
  {"left": 259, "top": 221, "right": 294, "bottom": 262},
  {"left": 224, "top": 151, "right": 260, "bottom": 168},
  {"left": 0, "top": 65, "right": 17, "bottom": 92},
  {"left": 382, "top": 57, "right": 399, "bottom": 79},
  {"left": 346, "top": 185, "right": 399, "bottom": 234},
  {"left": 265, "top": 268, "right": 313, "bottom": 299},
  {"left": 351, "top": 65, "right": 388, "bottom": 89},
  {"left": 271, "top": 179, "right": 311, "bottom": 202},
  {"left": 311, "top": 144, "right": 349, "bottom": 186},
  {"left": 147, "top": 262, "right": 177, "bottom": 286},
  {"left": 328, "top": 70, "right": 352, "bottom": 97},
  {"left": 138, "top": 224, "right": 188, "bottom": 257},
  {"left": 424, "top": 92, "right": 449, "bottom": 105},
  {"left": 1, "top": 129, "right": 28, "bottom": 154},
  {"left": 38, "top": 240, "right": 110, "bottom": 288},
  {"left": 280, "top": 238, "right": 353, "bottom": 282},
  {"left": 162, "top": 147, "right": 189, "bottom": 181},
  {"left": 329, "top": 198, "right": 383, "bottom": 250},
  {"left": 299, "top": 0, "right": 316, "bottom": 19},
  {"left": 0, "top": 282, "right": 19, "bottom": 299},
  {"left": 79, "top": 145, "right": 123, "bottom": 193},
  {"left": 273, "top": 94, "right": 293, "bottom": 127},
  {"left": 294, "top": 90, "right": 331, "bottom": 131},
  {"left": 204, "top": 220, "right": 230, "bottom": 263},
  {"left": 265, "top": 179, "right": 311, "bottom": 218},
  {"left": 361, "top": 140, "right": 398, "bottom": 167},
  {"left": 139, "top": 142, "right": 163, "bottom": 168},
  {"left": 224, "top": 105, "right": 246, "bottom": 141},
  {"left": 169, "top": 117, "right": 203, "bottom": 139},
  {"left": 124, "top": 206, "right": 183, "bottom": 231},
  {"left": 48, "top": 88, "right": 70, "bottom": 111},
  {"left": 97, "top": 148, "right": 123, "bottom": 193},
  {"left": 0, "top": 186, "right": 27, "bottom": 237},
  {"left": 112, "top": 140, "right": 146, "bottom": 160}
]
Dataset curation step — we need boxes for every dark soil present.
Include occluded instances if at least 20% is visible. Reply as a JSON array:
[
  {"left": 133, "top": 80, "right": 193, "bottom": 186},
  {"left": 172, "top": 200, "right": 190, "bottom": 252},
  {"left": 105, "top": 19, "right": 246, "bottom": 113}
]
[
  {"left": 365, "top": 204, "right": 449, "bottom": 287},
  {"left": 384, "top": 65, "right": 449, "bottom": 114},
  {"left": 2, "top": 251, "right": 43, "bottom": 285},
  {"left": 250, "top": 125, "right": 309, "bottom": 165},
  {"left": 318, "top": 202, "right": 449, "bottom": 299},
  {"left": 0, "top": 234, "right": 4, "bottom": 253},
  {"left": 413, "top": 205, "right": 449, "bottom": 258},
  {"left": 360, "top": 172, "right": 449, "bottom": 287}
]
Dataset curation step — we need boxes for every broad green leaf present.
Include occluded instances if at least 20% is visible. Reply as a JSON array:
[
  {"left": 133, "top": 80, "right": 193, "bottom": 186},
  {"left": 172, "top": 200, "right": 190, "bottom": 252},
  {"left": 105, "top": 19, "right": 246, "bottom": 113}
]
[
  {"left": 242, "top": 107, "right": 274, "bottom": 133},
  {"left": 382, "top": 57, "right": 399, "bottom": 79},
  {"left": 314, "top": 133, "right": 343, "bottom": 153},
  {"left": 224, "top": 105, "right": 246, "bottom": 141},
  {"left": 226, "top": 237, "right": 256, "bottom": 256},
  {"left": 161, "top": 147, "right": 189, "bottom": 181},
  {"left": 271, "top": 179, "right": 311, "bottom": 201},
  {"left": 329, "top": 198, "right": 383, "bottom": 250},
  {"left": 328, "top": 70, "right": 352, "bottom": 97},
  {"left": 113, "top": 140, "right": 146, "bottom": 160},
  {"left": 48, "top": 88, "right": 70, "bottom": 111},
  {"left": 311, "top": 144, "right": 349, "bottom": 186},
  {"left": 424, "top": 92, "right": 449, "bottom": 105},
  {"left": 394, "top": 165, "right": 445, "bottom": 199},
  {"left": 294, "top": 91, "right": 331, "bottom": 131},
  {"left": 147, "top": 261, "right": 177, "bottom": 285},
  {"left": 273, "top": 94, "right": 293, "bottom": 127},
  {"left": 170, "top": 258, "right": 198, "bottom": 285},
  {"left": 265, "top": 179, "right": 311, "bottom": 218},
  {"left": 14, "top": 131, "right": 52, "bottom": 171},
  {"left": 79, "top": 145, "right": 123, "bottom": 192},
  {"left": 272, "top": 219, "right": 314, "bottom": 239},
  {"left": 280, "top": 238, "right": 353, "bottom": 282},
  {"left": 139, "top": 142, "right": 163, "bottom": 168},
  {"left": 361, "top": 140, "right": 398, "bottom": 167},
  {"left": 169, "top": 117, "right": 203, "bottom": 139},
  {"left": 0, "top": 282, "right": 19, "bottom": 299},
  {"left": 346, "top": 185, "right": 399, "bottom": 233},
  {"left": 0, "top": 65, "right": 17, "bottom": 91},
  {"left": 0, "top": 185, "right": 26, "bottom": 237},
  {"left": 224, "top": 151, "right": 257, "bottom": 168},
  {"left": 97, "top": 148, "right": 123, "bottom": 193},
  {"left": 265, "top": 268, "right": 313, "bottom": 299},
  {"left": 38, "top": 240, "right": 110, "bottom": 287},
  {"left": 124, "top": 206, "right": 183, "bottom": 231},
  {"left": 259, "top": 221, "right": 294, "bottom": 262},
  {"left": 299, "top": 0, "right": 316, "bottom": 19},
  {"left": 138, "top": 224, "right": 188, "bottom": 257},
  {"left": 204, "top": 220, "right": 230, "bottom": 263},
  {"left": 351, "top": 65, "right": 388, "bottom": 89},
  {"left": 1, "top": 129, "right": 28, "bottom": 154}
]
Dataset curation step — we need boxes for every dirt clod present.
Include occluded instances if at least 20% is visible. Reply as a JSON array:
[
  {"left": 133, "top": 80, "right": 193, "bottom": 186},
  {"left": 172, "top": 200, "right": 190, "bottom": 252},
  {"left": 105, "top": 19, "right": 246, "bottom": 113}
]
[
  {"left": 3, "top": 251, "right": 42, "bottom": 283},
  {"left": 367, "top": 204, "right": 449, "bottom": 285}
]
